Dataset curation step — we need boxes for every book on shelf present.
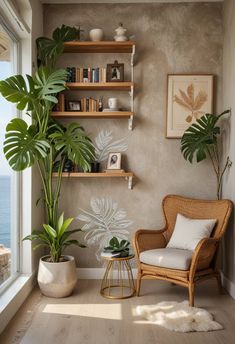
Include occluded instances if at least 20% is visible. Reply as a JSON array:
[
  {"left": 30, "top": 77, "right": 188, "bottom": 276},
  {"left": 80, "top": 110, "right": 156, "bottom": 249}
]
[
  {"left": 102, "top": 108, "right": 121, "bottom": 112},
  {"left": 100, "top": 251, "right": 122, "bottom": 258},
  {"left": 81, "top": 97, "right": 99, "bottom": 112},
  {"left": 53, "top": 93, "right": 65, "bottom": 112},
  {"left": 66, "top": 67, "right": 76, "bottom": 82},
  {"left": 103, "top": 169, "right": 125, "bottom": 173},
  {"left": 67, "top": 66, "right": 106, "bottom": 83},
  {"left": 101, "top": 251, "right": 133, "bottom": 259}
]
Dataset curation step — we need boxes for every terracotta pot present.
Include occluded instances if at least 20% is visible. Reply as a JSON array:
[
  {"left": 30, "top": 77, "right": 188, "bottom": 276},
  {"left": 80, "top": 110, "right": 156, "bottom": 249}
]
[{"left": 38, "top": 255, "right": 77, "bottom": 298}]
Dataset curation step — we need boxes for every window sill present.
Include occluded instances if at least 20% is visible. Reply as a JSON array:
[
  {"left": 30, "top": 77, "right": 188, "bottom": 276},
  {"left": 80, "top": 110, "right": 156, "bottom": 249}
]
[{"left": 0, "top": 273, "right": 35, "bottom": 334}]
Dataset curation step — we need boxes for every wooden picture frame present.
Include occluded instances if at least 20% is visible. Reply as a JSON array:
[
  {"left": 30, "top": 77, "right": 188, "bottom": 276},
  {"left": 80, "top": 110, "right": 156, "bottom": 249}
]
[
  {"left": 166, "top": 74, "right": 214, "bottom": 138},
  {"left": 107, "top": 60, "right": 124, "bottom": 82},
  {"left": 107, "top": 152, "right": 122, "bottom": 170},
  {"left": 66, "top": 100, "right": 82, "bottom": 112}
]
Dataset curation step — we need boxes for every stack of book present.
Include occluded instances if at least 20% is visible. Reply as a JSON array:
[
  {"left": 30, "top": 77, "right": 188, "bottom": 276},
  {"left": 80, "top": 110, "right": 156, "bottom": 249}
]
[
  {"left": 100, "top": 251, "right": 122, "bottom": 258},
  {"left": 81, "top": 97, "right": 99, "bottom": 112},
  {"left": 66, "top": 67, "right": 107, "bottom": 83}
]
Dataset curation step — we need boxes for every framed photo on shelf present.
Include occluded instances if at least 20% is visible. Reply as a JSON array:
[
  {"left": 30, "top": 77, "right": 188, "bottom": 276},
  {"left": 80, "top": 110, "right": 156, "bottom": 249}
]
[
  {"left": 107, "top": 60, "right": 124, "bottom": 82},
  {"left": 107, "top": 153, "right": 122, "bottom": 170},
  {"left": 166, "top": 74, "right": 214, "bottom": 138},
  {"left": 66, "top": 100, "right": 82, "bottom": 112}
]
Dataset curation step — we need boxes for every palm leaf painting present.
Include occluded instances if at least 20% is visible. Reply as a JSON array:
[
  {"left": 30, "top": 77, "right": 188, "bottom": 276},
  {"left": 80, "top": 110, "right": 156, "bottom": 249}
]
[
  {"left": 174, "top": 83, "right": 208, "bottom": 123},
  {"left": 77, "top": 197, "right": 133, "bottom": 260},
  {"left": 94, "top": 130, "right": 128, "bottom": 163}
]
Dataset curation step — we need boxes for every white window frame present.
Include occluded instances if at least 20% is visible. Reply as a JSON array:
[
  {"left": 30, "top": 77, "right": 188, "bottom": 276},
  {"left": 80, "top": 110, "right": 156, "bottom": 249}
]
[{"left": 0, "top": 14, "right": 22, "bottom": 294}]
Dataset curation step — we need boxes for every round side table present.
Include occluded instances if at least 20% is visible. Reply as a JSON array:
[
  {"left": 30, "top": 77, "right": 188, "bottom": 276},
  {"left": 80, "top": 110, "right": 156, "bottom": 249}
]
[{"left": 100, "top": 255, "right": 136, "bottom": 299}]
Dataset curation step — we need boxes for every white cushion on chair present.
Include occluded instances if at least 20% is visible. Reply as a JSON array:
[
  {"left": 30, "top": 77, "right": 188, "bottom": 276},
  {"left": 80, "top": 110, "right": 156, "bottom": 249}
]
[
  {"left": 166, "top": 213, "right": 216, "bottom": 251},
  {"left": 139, "top": 248, "right": 193, "bottom": 270}
]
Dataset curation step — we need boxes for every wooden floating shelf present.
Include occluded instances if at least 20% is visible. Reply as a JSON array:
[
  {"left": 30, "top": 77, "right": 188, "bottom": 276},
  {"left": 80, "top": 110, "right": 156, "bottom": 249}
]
[
  {"left": 63, "top": 41, "right": 135, "bottom": 54},
  {"left": 54, "top": 172, "right": 133, "bottom": 177},
  {"left": 51, "top": 111, "right": 134, "bottom": 119},
  {"left": 52, "top": 172, "right": 134, "bottom": 189},
  {"left": 66, "top": 82, "right": 133, "bottom": 91}
]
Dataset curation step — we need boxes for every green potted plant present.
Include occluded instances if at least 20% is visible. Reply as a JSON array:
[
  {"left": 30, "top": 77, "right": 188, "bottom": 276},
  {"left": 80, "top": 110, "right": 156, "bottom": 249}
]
[
  {"left": 102, "top": 237, "right": 131, "bottom": 258},
  {"left": 24, "top": 213, "right": 86, "bottom": 297},
  {"left": 0, "top": 25, "right": 95, "bottom": 297},
  {"left": 181, "top": 110, "right": 231, "bottom": 199}
]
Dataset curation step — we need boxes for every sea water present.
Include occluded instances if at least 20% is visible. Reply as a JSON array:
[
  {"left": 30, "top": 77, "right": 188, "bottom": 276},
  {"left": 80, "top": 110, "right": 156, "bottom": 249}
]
[{"left": 0, "top": 176, "right": 10, "bottom": 248}]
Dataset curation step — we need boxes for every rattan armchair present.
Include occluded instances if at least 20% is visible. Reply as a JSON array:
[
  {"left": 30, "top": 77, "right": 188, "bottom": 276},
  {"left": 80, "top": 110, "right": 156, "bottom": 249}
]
[{"left": 133, "top": 195, "right": 232, "bottom": 306}]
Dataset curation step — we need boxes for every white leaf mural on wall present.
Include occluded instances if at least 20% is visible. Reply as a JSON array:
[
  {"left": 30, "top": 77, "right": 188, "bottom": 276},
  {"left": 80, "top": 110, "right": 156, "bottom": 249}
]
[
  {"left": 77, "top": 197, "right": 133, "bottom": 260},
  {"left": 94, "top": 130, "right": 128, "bottom": 162}
]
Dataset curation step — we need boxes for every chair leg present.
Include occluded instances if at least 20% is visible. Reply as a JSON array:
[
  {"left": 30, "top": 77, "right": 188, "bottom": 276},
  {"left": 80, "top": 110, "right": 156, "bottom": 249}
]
[
  {"left": 216, "top": 271, "right": 223, "bottom": 294},
  {"left": 189, "top": 283, "right": 195, "bottom": 307},
  {"left": 136, "top": 271, "right": 142, "bottom": 296}
]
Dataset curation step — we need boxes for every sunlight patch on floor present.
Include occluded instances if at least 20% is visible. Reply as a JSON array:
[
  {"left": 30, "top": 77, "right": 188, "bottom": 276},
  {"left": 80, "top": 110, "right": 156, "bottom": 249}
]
[{"left": 42, "top": 303, "right": 122, "bottom": 320}]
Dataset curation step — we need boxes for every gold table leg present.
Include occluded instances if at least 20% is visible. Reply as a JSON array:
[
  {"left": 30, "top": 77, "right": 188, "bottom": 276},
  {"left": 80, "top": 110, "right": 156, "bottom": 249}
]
[{"left": 100, "top": 257, "right": 136, "bottom": 299}]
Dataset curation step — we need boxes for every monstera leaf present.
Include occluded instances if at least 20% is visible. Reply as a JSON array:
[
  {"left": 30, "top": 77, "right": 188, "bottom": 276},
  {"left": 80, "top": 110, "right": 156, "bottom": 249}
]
[
  {"left": 0, "top": 74, "right": 36, "bottom": 111},
  {"left": 50, "top": 123, "right": 95, "bottom": 171},
  {"left": 37, "top": 25, "right": 79, "bottom": 67},
  {"left": 3, "top": 118, "right": 50, "bottom": 171},
  {"left": 181, "top": 110, "right": 230, "bottom": 163},
  {"left": 0, "top": 67, "right": 67, "bottom": 111},
  {"left": 33, "top": 67, "right": 67, "bottom": 103}
]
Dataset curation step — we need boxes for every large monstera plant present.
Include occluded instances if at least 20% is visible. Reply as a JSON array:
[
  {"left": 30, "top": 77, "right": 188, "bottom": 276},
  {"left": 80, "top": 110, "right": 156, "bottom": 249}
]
[
  {"left": 181, "top": 110, "right": 231, "bottom": 200},
  {"left": 36, "top": 24, "right": 81, "bottom": 68},
  {"left": 0, "top": 25, "right": 95, "bottom": 261}
]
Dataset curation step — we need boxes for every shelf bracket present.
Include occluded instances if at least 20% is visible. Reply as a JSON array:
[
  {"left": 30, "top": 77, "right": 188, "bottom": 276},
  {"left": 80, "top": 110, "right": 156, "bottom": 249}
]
[
  {"left": 128, "top": 114, "right": 133, "bottom": 131},
  {"left": 126, "top": 176, "right": 133, "bottom": 190},
  {"left": 131, "top": 45, "right": 135, "bottom": 69}
]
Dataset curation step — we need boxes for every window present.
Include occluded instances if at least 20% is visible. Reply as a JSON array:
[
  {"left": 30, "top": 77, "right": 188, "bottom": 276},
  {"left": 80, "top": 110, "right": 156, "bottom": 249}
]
[{"left": 0, "top": 22, "right": 20, "bottom": 289}]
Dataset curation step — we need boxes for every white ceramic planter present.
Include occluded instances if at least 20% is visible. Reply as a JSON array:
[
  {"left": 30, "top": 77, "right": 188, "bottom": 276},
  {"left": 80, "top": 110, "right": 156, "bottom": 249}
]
[
  {"left": 38, "top": 255, "right": 77, "bottom": 298},
  {"left": 89, "top": 28, "right": 104, "bottom": 41}
]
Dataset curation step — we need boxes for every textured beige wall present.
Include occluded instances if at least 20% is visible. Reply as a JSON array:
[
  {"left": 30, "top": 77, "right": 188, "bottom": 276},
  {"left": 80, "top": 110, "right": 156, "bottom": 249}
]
[
  {"left": 30, "top": 0, "right": 44, "bottom": 272},
  {"left": 44, "top": 2, "right": 223, "bottom": 268},
  {"left": 222, "top": 0, "right": 235, "bottom": 285}
]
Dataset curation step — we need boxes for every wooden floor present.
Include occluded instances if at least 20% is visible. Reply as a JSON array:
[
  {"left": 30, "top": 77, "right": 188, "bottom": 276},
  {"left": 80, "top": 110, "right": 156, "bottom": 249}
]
[{"left": 1, "top": 279, "right": 235, "bottom": 344}]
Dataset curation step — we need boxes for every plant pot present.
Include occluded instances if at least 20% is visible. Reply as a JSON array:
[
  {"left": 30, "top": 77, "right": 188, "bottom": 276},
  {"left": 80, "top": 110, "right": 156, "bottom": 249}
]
[
  {"left": 37, "top": 255, "right": 77, "bottom": 298},
  {"left": 89, "top": 28, "right": 104, "bottom": 41},
  {"left": 91, "top": 162, "right": 100, "bottom": 172},
  {"left": 63, "top": 159, "right": 74, "bottom": 172}
]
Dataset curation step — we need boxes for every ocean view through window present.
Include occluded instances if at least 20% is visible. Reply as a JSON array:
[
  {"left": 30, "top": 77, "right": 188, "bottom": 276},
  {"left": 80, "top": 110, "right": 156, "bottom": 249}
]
[{"left": 0, "top": 23, "right": 19, "bottom": 288}]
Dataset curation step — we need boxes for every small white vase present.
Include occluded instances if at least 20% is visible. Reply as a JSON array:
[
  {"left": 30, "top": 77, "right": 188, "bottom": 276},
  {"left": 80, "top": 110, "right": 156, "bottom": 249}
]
[
  {"left": 38, "top": 255, "right": 77, "bottom": 298},
  {"left": 114, "top": 24, "right": 128, "bottom": 42},
  {"left": 89, "top": 28, "right": 104, "bottom": 42}
]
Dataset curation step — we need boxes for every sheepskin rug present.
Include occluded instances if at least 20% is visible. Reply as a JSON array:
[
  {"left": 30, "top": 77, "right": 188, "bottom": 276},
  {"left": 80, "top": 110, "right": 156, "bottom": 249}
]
[{"left": 136, "top": 301, "right": 223, "bottom": 332}]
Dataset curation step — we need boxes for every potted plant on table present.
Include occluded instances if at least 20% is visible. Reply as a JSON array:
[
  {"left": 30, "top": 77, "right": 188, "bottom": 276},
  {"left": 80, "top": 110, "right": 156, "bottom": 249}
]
[
  {"left": 0, "top": 25, "right": 95, "bottom": 297},
  {"left": 102, "top": 237, "right": 131, "bottom": 258}
]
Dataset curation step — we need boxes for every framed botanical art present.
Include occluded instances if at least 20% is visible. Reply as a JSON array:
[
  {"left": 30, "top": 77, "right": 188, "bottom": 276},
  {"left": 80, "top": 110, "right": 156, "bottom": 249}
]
[{"left": 166, "top": 74, "right": 214, "bottom": 138}]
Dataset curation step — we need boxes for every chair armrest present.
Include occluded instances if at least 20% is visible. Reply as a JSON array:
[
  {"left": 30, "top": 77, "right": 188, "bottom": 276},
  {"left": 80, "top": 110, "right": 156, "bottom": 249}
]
[
  {"left": 133, "top": 229, "right": 167, "bottom": 257},
  {"left": 189, "top": 238, "right": 219, "bottom": 281}
]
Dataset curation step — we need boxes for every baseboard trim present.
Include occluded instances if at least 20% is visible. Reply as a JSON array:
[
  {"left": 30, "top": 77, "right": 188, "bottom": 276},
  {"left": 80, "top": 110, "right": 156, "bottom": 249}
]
[
  {"left": 77, "top": 268, "right": 137, "bottom": 279},
  {"left": 221, "top": 273, "right": 235, "bottom": 299}
]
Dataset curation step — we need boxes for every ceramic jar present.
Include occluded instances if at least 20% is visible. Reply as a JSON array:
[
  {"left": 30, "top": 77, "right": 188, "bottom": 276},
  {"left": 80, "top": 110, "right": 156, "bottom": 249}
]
[
  {"left": 89, "top": 28, "right": 104, "bottom": 42},
  {"left": 108, "top": 98, "right": 118, "bottom": 110}
]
